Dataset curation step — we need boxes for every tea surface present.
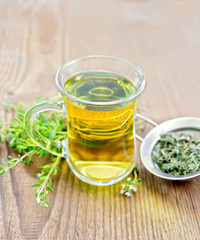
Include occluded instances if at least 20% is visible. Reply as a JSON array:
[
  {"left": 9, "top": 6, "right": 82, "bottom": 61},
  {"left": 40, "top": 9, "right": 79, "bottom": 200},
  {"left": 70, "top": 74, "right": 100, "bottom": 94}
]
[
  {"left": 65, "top": 71, "right": 136, "bottom": 102},
  {"left": 64, "top": 71, "right": 137, "bottom": 182}
]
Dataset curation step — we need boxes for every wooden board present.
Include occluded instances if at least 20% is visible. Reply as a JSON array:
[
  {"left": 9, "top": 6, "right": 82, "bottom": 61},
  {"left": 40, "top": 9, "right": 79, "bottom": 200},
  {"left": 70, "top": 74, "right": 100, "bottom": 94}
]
[{"left": 0, "top": 0, "right": 200, "bottom": 239}]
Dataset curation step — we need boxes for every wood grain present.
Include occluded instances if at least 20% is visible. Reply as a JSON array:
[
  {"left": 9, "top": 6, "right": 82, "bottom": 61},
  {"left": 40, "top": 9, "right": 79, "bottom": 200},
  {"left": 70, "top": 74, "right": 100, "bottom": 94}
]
[{"left": 0, "top": 0, "right": 200, "bottom": 239}]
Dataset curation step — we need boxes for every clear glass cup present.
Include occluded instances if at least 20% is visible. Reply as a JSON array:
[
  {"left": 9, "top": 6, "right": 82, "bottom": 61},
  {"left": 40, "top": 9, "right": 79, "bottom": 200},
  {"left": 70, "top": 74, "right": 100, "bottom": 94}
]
[{"left": 24, "top": 55, "right": 146, "bottom": 186}]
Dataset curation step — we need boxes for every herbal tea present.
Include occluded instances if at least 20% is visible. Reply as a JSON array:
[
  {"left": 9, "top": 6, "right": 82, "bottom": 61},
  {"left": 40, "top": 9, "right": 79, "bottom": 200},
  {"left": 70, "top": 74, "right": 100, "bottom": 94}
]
[{"left": 64, "top": 71, "right": 137, "bottom": 181}]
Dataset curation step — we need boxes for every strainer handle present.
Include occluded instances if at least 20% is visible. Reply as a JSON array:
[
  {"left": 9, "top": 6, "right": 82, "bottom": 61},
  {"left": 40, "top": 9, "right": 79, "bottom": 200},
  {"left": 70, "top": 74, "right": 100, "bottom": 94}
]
[{"left": 136, "top": 113, "right": 158, "bottom": 142}]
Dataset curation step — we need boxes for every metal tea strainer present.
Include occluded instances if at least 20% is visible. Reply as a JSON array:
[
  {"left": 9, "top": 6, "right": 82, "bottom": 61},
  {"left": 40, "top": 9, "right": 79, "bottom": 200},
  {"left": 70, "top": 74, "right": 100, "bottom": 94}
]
[{"left": 136, "top": 113, "right": 200, "bottom": 181}]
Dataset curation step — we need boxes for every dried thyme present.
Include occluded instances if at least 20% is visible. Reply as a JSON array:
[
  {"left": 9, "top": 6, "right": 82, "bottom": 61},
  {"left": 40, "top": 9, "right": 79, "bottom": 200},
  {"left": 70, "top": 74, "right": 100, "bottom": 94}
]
[{"left": 152, "top": 132, "right": 200, "bottom": 175}]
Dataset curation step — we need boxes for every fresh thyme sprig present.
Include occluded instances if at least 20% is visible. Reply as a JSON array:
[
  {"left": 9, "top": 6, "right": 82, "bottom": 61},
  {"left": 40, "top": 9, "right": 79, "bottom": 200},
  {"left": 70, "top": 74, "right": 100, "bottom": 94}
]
[
  {"left": 33, "top": 155, "right": 61, "bottom": 209},
  {"left": 0, "top": 101, "right": 67, "bottom": 209},
  {"left": 0, "top": 151, "right": 35, "bottom": 176},
  {"left": 120, "top": 167, "right": 142, "bottom": 197}
]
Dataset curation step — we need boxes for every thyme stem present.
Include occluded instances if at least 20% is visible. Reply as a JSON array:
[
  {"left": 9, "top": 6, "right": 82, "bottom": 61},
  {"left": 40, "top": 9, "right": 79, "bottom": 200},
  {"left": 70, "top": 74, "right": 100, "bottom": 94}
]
[
  {"left": 0, "top": 150, "right": 35, "bottom": 174},
  {"left": 37, "top": 156, "right": 61, "bottom": 197}
]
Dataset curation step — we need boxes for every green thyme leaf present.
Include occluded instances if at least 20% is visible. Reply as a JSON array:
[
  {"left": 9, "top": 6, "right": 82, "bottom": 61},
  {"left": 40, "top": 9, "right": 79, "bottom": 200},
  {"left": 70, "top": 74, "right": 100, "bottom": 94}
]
[{"left": 4, "top": 103, "right": 15, "bottom": 110}]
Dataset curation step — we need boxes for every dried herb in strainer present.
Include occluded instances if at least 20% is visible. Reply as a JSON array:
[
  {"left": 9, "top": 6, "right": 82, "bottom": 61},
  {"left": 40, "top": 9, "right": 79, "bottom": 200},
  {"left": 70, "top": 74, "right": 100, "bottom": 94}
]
[{"left": 152, "top": 132, "right": 200, "bottom": 175}]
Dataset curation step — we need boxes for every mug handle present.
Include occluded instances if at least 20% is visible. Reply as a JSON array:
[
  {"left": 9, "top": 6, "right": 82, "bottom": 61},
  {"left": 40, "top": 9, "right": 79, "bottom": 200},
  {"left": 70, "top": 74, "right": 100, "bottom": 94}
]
[
  {"left": 135, "top": 113, "right": 158, "bottom": 142},
  {"left": 24, "top": 101, "right": 66, "bottom": 157}
]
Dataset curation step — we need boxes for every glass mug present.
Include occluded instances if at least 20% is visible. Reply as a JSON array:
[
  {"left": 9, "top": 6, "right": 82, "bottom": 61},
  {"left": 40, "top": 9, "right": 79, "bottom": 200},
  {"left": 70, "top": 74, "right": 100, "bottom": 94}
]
[{"left": 24, "top": 55, "right": 146, "bottom": 186}]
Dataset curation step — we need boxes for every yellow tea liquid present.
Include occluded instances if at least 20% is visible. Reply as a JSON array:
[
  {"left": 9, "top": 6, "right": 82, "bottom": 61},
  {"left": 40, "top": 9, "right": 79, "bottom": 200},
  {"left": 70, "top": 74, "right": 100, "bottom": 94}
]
[{"left": 64, "top": 71, "right": 137, "bottom": 182}]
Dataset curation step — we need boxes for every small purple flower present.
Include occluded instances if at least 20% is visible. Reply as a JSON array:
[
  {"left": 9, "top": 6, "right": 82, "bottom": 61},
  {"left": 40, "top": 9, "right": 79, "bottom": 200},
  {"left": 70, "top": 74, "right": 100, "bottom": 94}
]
[
  {"left": 125, "top": 192, "right": 133, "bottom": 197},
  {"left": 129, "top": 185, "right": 137, "bottom": 192},
  {"left": 120, "top": 189, "right": 125, "bottom": 194}
]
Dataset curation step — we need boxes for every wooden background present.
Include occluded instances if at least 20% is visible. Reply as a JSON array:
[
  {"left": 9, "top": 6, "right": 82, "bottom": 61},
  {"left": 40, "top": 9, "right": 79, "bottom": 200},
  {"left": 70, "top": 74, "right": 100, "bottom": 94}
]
[{"left": 0, "top": 0, "right": 200, "bottom": 239}]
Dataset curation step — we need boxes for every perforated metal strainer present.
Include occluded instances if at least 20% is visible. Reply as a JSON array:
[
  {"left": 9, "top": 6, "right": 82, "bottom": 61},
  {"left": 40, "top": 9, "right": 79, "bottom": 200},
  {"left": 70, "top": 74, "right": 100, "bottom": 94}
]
[{"left": 136, "top": 113, "right": 200, "bottom": 180}]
